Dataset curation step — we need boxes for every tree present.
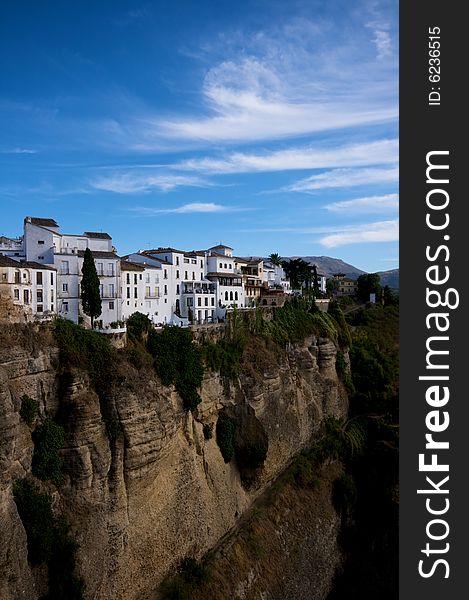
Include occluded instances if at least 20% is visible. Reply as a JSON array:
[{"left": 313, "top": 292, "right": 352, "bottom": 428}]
[
  {"left": 312, "top": 264, "right": 320, "bottom": 297},
  {"left": 269, "top": 252, "right": 282, "bottom": 266},
  {"left": 80, "top": 248, "right": 101, "bottom": 328},
  {"left": 281, "top": 258, "right": 312, "bottom": 290},
  {"left": 356, "top": 273, "right": 382, "bottom": 303}
]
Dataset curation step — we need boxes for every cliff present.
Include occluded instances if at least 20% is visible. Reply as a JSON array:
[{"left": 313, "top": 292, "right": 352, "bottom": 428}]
[{"left": 0, "top": 320, "right": 348, "bottom": 600}]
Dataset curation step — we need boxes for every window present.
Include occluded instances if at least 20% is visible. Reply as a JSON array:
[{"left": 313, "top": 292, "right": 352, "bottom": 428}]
[
  {"left": 185, "top": 271, "right": 188, "bottom": 280},
  {"left": 229, "top": 264, "right": 232, "bottom": 269},
  {"left": 225, "top": 291, "right": 228, "bottom": 301},
  {"left": 97, "top": 262, "right": 104, "bottom": 276},
  {"left": 38, "top": 240, "right": 45, "bottom": 245},
  {"left": 108, "top": 264, "right": 114, "bottom": 276},
  {"left": 164, "top": 285, "right": 167, "bottom": 295},
  {"left": 100, "top": 284, "right": 104, "bottom": 297},
  {"left": 211, "top": 298, "right": 214, "bottom": 306},
  {"left": 38, "top": 256, "right": 44, "bottom": 260},
  {"left": 109, "top": 301, "right": 114, "bottom": 310},
  {"left": 200, "top": 260, "right": 203, "bottom": 268},
  {"left": 230, "top": 292, "right": 233, "bottom": 301},
  {"left": 23, "top": 290, "right": 30, "bottom": 304},
  {"left": 224, "top": 264, "right": 228, "bottom": 269},
  {"left": 36, "top": 272, "right": 43, "bottom": 285},
  {"left": 37, "top": 305, "right": 43, "bottom": 312},
  {"left": 109, "top": 284, "right": 115, "bottom": 297},
  {"left": 14, "top": 289, "right": 19, "bottom": 300},
  {"left": 134, "top": 287, "right": 138, "bottom": 298},
  {"left": 51, "top": 305, "right": 54, "bottom": 312},
  {"left": 63, "top": 302, "right": 69, "bottom": 313},
  {"left": 139, "top": 274, "right": 142, "bottom": 280},
  {"left": 219, "top": 263, "right": 223, "bottom": 269},
  {"left": 146, "top": 286, "right": 150, "bottom": 297},
  {"left": 126, "top": 273, "right": 130, "bottom": 284},
  {"left": 146, "top": 273, "right": 150, "bottom": 283},
  {"left": 187, "top": 298, "right": 193, "bottom": 307},
  {"left": 176, "top": 270, "right": 180, "bottom": 279},
  {"left": 235, "top": 291, "right": 238, "bottom": 301},
  {"left": 164, "top": 269, "right": 168, "bottom": 279},
  {"left": 198, "top": 298, "right": 201, "bottom": 306},
  {"left": 176, "top": 284, "right": 180, "bottom": 294},
  {"left": 1, "top": 273, "right": 6, "bottom": 280},
  {"left": 50, "top": 272, "right": 54, "bottom": 285},
  {"left": 62, "top": 283, "right": 68, "bottom": 292},
  {"left": 176, "top": 256, "right": 179, "bottom": 266},
  {"left": 127, "top": 287, "right": 130, "bottom": 299},
  {"left": 134, "top": 274, "right": 138, "bottom": 285},
  {"left": 204, "top": 297, "right": 208, "bottom": 306},
  {"left": 61, "top": 260, "right": 69, "bottom": 275},
  {"left": 192, "top": 272, "right": 195, "bottom": 280}
]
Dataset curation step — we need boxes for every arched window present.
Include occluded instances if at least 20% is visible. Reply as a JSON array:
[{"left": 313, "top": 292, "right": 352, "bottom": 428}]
[
  {"left": 230, "top": 291, "right": 233, "bottom": 301},
  {"left": 225, "top": 291, "right": 228, "bottom": 301},
  {"left": 235, "top": 291, "right": 238, "bottom": 301}
]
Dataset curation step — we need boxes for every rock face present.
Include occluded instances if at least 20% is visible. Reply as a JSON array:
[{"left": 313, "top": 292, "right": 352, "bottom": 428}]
[{"left": 0, "top": 324, "right": 348, "bottom": 600}]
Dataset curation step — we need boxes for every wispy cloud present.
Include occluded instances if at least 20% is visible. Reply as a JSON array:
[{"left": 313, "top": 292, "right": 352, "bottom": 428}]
[
  {"left": 129, "top": 203, "right": 247, "bottom": 215},
  {"left": 286, "top": 166, "right": 398, "bottom": 192},
  {"left": 1, "top": 148, "right": 37, "bottom": 154},
  {"left": 324, "top": 193, "right": 398, "bottom": 213},
  {"left": 91, "top": 173, "right": 212, "bottom": 193},
  {"left": 176, "top": 139, "right": 398, "bottom": 174},
  {"left": 319, "top": 219, "right": 399, "bottom": 248}
]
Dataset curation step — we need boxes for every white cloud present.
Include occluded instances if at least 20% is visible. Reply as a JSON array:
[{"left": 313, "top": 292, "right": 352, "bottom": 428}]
[
  {"left": 286, "top": 166, "right": 398, "bottom": 192},
  {"left": 1, "top": 148, "right": 37, "bottom": 154},
  {"left": 129, "top": 203, "right": 245, "bottom": 215},
  {"left": 324, "top": 193, "right": 398, "bottom": 213},
  {"left": 176, "top": 139, "right": 398, "bottom": 174},
  {"left": 319, "top": 219, "right": 399, "bottom": 248},
  {"left": 91, "top": 173, "right": 211, "bottom": 193}
]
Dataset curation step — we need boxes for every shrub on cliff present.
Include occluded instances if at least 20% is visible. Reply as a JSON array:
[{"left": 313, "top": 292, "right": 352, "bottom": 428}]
[
  {"left": 32, "top": 420, "right": 66, "bottom": 487},
  {"left": 13, "top": 479, "right": 84, "bottom": 599},
  {"left": 20, "top": 394, "right": 39, "bottom": 427},
  {"left": 216, "top": 414, "right": 236, "bottom": 462},
  {"left": 147, "top": 326, "right": 204, "bottom": 411},
  {"left": 126, "top": 311, "right": 153, "bottom": 343},
  {"left": 54, "top": 318, "right": 114, "bottom": 393}
]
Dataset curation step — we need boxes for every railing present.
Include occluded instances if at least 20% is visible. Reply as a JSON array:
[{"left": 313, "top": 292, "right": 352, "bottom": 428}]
[
  {"left": 145, "top": 293, "right": 159, "bottom": 299},
  {"left": 101, "top": 292, "right": 118, "bottom": 298}
]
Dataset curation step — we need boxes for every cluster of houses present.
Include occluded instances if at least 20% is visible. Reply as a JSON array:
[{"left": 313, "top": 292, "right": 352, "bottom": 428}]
[{"left": 0, "top": 217, "right": 331, "bottom": 329}]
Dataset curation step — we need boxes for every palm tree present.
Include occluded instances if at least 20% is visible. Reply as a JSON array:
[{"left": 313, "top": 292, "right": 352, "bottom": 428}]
[{"left": 268, "top": 252, "right": 282, "bottom": 266}]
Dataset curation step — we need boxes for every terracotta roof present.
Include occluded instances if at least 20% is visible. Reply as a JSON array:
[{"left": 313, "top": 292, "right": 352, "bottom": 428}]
[
  {"left": 0, "top": 255, "right": 55, "bottom": 270},
  {"left": 77, "top": 250, "right": 119, "bottom": 259},
  {"left": 120, "top": 259, "right": 145, "bottom": 272},
  {"left": 84, "top": 231, "right": 112, "bottom": 240},
  {"left": 25, "top": 217, "right": 59, "bottom": 228}
]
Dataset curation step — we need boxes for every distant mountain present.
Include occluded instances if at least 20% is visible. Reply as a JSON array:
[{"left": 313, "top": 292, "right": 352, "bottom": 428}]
[
  {"left": 376, "top": 268, "right": 399, "bottom": 290},
  {"left": 287, "top": 256, "right": 400, "bottom": 289},
  {"left": 289, "top": 256, "right": 366, "bottom": 279}
]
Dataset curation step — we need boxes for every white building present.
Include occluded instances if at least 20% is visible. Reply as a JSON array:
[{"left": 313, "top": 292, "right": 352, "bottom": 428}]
[
  {"left": 205, "top": 245, "right": 245, "bottom": 309},
  {"left": 262, "top": 261, "right": 292, "bottom": 294},
  {"left": 120, "top": 257, "right": 168, "bottom": 325},
  {"left": 0, "top": 255, "right": 57, "bottom": 319},
  {"left": 23, "top": 217, "right": 121, "bottom": 327},
  {"left": 136, "top": 248, "right": 216, "bottom": 324}
]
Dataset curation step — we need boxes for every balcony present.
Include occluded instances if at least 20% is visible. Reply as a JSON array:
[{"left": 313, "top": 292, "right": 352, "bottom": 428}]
[
  {"left": 145, "top": 293, "right": 159, "bottom": 299},
  {"left": 101, "top": 291, "right": 118, "bottom": 299}
]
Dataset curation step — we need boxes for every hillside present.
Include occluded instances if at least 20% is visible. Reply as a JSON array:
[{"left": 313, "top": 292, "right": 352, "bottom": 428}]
[{"left": 376, "top": 269, "right": 399, "bottom": 290}]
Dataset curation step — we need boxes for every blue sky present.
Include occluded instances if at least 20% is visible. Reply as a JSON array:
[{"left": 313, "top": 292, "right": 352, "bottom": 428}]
[{"left": 0, "top": 0, "right": 398, "bottom": 272}]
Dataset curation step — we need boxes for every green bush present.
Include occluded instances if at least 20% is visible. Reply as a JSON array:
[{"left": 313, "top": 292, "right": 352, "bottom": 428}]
[
  {"left": 20, "top": 395, "right": 39, "bottom": 427},
  {"left": 148, "top": 327, "right": 204, "bottom": 411},
  {"left": 13, "top": 479, "right": 84, "bottom": 599},
  {"left": 54, "top": 318, "right": 114, "bottom": 393},
  {"left": 216, "top": 414, "right": 236, "bottom": 463},
  {"left": 32, "top": 420, "right": 66, "bottom": 487},
  {"left": 203, "top": 423, "right": 213, "bottom": 440},
  {"left": 126, "top": 312, "right": 153, "bottom": 343},
  {"left": 201, "top": 339, "right": 244, "bottom": 380},
  {"left": 13, "top": 479, "right": 55, "bottom": 564}
]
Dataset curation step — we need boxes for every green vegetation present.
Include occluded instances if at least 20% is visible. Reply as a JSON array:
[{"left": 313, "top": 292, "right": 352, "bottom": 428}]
[
  {"left": 356, "top": 273, "right": 382, "bottom": 303},
  {"left": 31, "top": 420, "right": 66, "bottom": 487},
  {"left": 80, "top": 247, "right": 101, "bottom": 328},
  {"left": 148, "top": 326, "right": 204, "bottom": 411},
  {"left": 202, "top": 423, "right": 213, "bottom": 440},
  {"left": 13, "top": 479, "right": 55, "bottom": 564},
  {"left": 216, "top": 414, "right": 236, "bottom": 463},
  {"left": 20, "top": 394, "right": 39, "bottom": 427},
  {"left": 161, "top": 557, "right": 210, "bottom": 600},
  {"left": 126, "top": 311, "right": 153, "bottom": 343},
  {"left": 54, "top": 317, "right": 115, "bottom": 394},
  {"left": 13, "top": 479, "right": 84, "bottom": 599},
  {"left": 201, "top": 339, "right": 244, "bottom": 380}
]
